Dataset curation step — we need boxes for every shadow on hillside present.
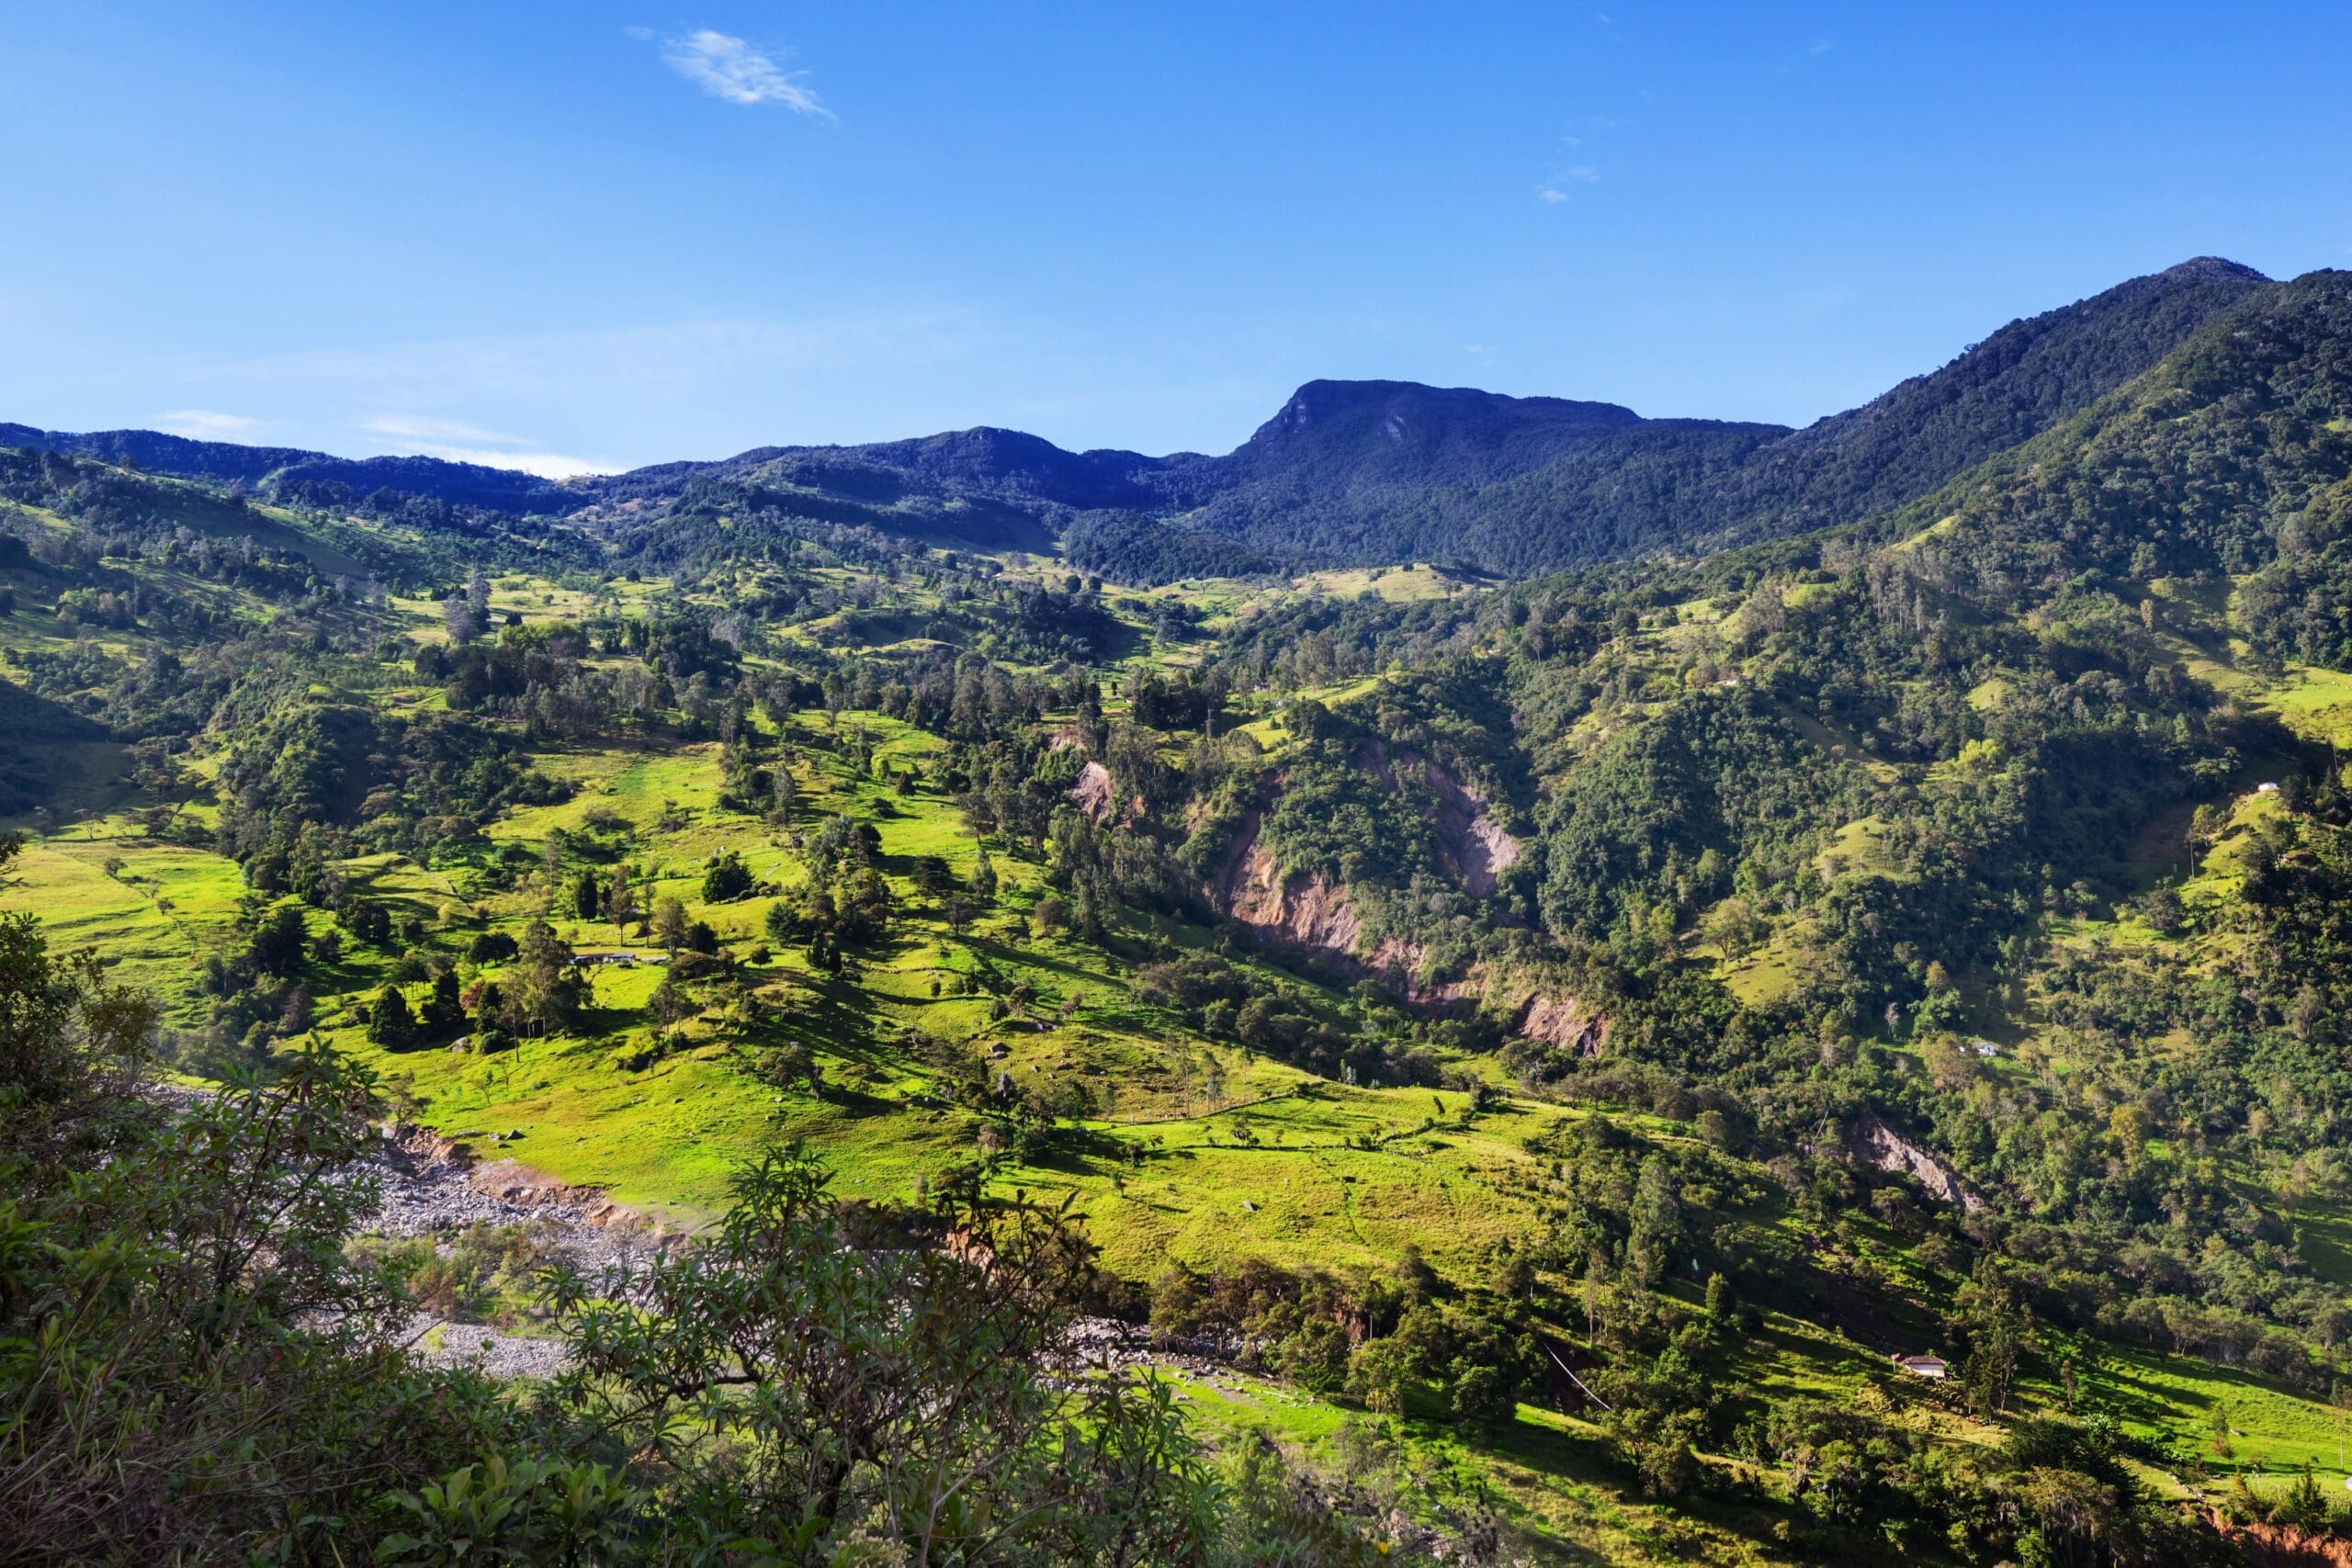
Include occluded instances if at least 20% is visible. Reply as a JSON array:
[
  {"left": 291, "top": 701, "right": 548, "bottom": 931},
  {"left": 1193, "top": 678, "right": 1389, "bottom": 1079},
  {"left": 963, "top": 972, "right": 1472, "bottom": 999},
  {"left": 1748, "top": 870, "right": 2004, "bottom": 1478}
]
[{"left": 958, "top": 931, "right": 1112, "bottom": 988}]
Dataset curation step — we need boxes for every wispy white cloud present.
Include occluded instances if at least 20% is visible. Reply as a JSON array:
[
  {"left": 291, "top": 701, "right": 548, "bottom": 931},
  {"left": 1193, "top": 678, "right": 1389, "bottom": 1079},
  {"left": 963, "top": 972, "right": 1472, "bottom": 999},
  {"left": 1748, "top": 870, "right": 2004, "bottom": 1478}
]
[
  {"left": 156, "top": 409, "right": 262, "bottom": 441},
  {"left": 1537, "top": 167, "right": 1599, "bottom": 203},
  {"left": 656, "top": 29, "right": 831, "bottom": 117},
  {"left": 360, "top": 413, "right": 525, "bottom": 446},
  {"left": 385, "top": 444, "right": 612, "bottom": 479},
  {"left": 1771, "top": 38, "right": 1837, "bottom": 73},
  {"left": 190, "top": 308, "right": 999, "bottom": 466},
  {"left": 355, "top": 413, "right": 608, "bottom": 477},
  {"left": 223, "top": 311, "right": 989, "bottom": 397}
]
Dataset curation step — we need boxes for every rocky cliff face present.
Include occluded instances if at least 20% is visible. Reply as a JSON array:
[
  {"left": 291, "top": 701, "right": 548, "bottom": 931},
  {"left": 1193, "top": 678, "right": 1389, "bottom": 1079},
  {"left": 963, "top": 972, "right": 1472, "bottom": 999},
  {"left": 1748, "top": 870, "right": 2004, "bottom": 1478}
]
[
  {"left": 1428, "top": 761, "right": 1521, "bottom": 897},
  {"left": 1215, "top": 843, "right": 1480, "bottom": 1009},
  {"left": 1512, "top": 992, "right": 1607, "bottom": 1056},
  {"left": 1352, "top": 740, "right": 1522, "bottom": 898},
  {"left": 1070, "top": 760, "right": 1117, "bottom": 822},
  {"left": 1848, "top": 1111, "right": 1984, "bottom": 1212},
  {"left": 1207, "top": 755, "right": 1526, "bottom": 1007},
  {"left": 1216, "top": 822, "right": 1365, "bottom": 956}
]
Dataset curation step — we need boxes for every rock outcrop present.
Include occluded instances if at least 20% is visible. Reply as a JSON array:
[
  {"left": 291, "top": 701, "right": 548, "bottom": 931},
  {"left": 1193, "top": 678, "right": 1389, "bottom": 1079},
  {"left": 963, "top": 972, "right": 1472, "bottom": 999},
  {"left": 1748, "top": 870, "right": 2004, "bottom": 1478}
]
[
  {"left": 1513, "top": 993, "right": 1607, "bottom": 1056},
  {"left": 1218, "top": 831, "right": 1364, "bottom": 956},
  {"left": 381, "top": 1123, "right": 656, "bottom": 1236},
  {"left": 1207, "top": 767, "right": 1508, "bottom": 1006},
  {"left": 1848, "top": 1111, "right": 1984, "bottom": 1212},
  {"left": 1428, "top": 763, "right": 1521, "bottom": 897},
  {"left": 1069, "top": 760, "right": 1117, "bottom": 822}
]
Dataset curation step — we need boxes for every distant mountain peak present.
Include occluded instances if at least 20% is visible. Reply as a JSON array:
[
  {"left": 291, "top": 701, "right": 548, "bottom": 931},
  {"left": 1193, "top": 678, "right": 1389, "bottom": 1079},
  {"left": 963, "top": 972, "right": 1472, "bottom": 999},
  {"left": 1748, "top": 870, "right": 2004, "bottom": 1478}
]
[
  {"left": 1253, "top": 378, "right": 1640, "bottom": 443},
  {"left": 2158, "top": 255, "right": 2269, "bottom": 283}
]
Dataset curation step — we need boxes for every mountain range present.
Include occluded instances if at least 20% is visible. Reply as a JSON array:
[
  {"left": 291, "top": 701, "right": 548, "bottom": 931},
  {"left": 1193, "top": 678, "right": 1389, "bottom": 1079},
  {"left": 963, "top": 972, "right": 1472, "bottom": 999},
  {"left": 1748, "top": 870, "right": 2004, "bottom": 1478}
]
[{"left": 1, "top": 256, "right": 2278, "bottom": 580}]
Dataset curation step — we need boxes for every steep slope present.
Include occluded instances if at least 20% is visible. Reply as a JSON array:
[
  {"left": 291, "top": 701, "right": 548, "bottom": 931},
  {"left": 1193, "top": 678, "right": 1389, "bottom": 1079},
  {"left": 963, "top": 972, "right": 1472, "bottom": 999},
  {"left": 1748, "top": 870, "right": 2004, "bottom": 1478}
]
[
  {"left": 1454, "top": 255, "right": 2276, "bottom": 571},
  {"left": 1153, "top": 379, "right": 1655, "bottom": 532},
  {"left": 1739, "top": 255, "right": 2272, "bottom": 535},
  {"left": 1863, "top": 265, "right": 2352, "bottom": 649}
]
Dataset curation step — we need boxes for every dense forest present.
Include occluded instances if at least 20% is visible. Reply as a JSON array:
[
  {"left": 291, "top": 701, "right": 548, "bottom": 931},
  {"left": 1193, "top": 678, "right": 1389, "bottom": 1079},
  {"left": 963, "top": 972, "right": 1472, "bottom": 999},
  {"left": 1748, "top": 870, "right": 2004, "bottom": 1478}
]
[{"left": 9, "top": 262, "right": 2352, "bottom": 1564}]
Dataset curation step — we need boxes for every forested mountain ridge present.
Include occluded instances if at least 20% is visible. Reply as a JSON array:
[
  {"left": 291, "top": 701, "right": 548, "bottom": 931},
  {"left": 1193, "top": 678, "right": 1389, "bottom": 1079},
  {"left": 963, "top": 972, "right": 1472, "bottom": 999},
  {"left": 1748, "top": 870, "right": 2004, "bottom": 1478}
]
[
  {"left": 13, "top": 263, "right": 2352, "bottom": 1565},
  {"left": 577, "top": 258, "right": 2270, "bottom": 577},
  {"left": 1700, "top": 254, "right": 2274, "bottom": 542},
  {"left": 0, "top": 421, "right": 582, "bottom": 515},
  {"left": 7, "top": 257, "right": 2275, "bottom": 585}
]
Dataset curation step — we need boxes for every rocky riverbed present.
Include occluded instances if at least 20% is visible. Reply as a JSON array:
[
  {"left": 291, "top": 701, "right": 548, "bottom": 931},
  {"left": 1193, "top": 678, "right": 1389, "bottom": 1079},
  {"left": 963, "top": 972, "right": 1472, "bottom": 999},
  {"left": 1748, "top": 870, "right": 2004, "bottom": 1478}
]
[{"left": 350, "top": 1124, "right": 671, "bottom": 1380}]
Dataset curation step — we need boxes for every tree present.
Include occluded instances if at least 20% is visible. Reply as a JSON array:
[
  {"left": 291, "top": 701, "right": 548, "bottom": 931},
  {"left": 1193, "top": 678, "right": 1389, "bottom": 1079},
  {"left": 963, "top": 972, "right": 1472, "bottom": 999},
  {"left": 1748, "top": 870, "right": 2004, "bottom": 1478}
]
[
  {"left": 443, "top": 590, "right": 485, "bottom": 647},
  {"left": 971, "top": 844, "right": 998, "bottom": 902},
  {"left": 1346, "top": 1337, "right": 1411, "bottom": 1414},
  {"left": 702, "top": 851, "right": 753, "bottom": 904},
  {"left": 648, "top": 971, "right": 693, "bottom": 1025},
  {"left": 763, "top": 1040, "right": 823, "bottom": 1098},
  {"left": 1705, "top": 1272, "right": 1735, "bottom": 1333},
  {"left": 367, "top": 986, "right": 417, "bottom": 1048},
  {"left": 605, "top": 865, "right": 639, "bottom": 942},
  {"left": 571, "top": 867, "right": 602, "bottom": 921},
  {"left": 650, "top": 897, "right": 688, "bottom": 955},
  {"left": 1701, "top": 895, "right": 1764, "bottom": 961},
  {"left": 541, "top": 1144, "right": 1219, "bottom": 1562},
  {"left": 763, "top": 898, "right": 797, "bottom": 945},
  {"left": 1920, "top": 1032, "right": 1983, "bottom": 1093},
  {"left": 505, "top": 919, "right": 586, "bottom": 1037},
  {"left": 2109, "top": 1103, "right": 2153, "bottom": 1160},
  {"left": 1949, "top": 1258, "right": 2029, "bottom": 1419},
  {"left": 467, "top": 931, "right": 517, "bottom": 963},
  {"left": 420, "top": 970, "right": 465, "bottom": 1040},
  {"left": 1626, "top": 1154, "right": 1682, "bottom": 1289},
  {"left": 246, "top": 902, "right": 309, "bottom": 977}
]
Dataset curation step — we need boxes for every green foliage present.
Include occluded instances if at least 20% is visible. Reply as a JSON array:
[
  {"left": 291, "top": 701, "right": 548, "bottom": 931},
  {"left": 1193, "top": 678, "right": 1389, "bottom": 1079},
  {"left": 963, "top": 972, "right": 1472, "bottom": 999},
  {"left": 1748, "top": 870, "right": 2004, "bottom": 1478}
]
[
  {"left": 700, "top": 848, "right": 753, "bottom": 903},
  {"left": 0, "top": 898, "right": 522, "bottom": 1557},
  {"left": 375, "top": 1452, "right": 641, "bottom": 1565},
  {"left": 21, "top": 260, "right": 2352, "bottom": 1562},
  {"left": 541, "top": 1143, "right": 1227, "bottom": 1562}
]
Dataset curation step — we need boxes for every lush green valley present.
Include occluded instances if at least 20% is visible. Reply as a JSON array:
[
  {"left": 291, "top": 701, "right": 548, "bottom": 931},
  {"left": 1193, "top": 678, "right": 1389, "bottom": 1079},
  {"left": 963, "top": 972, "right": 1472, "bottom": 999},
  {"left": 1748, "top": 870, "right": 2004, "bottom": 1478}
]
[{"left": 14, "top": 265, "right": 2352, "bottom": 1564}]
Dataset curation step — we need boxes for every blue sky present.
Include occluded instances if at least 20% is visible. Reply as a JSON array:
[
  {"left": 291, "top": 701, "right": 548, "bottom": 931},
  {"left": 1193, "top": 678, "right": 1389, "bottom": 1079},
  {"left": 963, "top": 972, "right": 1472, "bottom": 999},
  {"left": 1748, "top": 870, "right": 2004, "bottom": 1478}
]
[{"left": 3, "top": 2, "right": 2348, "bottom": 475}]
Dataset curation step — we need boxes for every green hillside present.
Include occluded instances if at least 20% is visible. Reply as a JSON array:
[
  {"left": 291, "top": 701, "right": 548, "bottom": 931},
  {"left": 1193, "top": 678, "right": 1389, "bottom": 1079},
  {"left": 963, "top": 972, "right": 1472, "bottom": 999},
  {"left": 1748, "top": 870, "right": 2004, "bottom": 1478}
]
[{"left": 13, "top": 269, "right": 2352, "bottom": 1564}]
